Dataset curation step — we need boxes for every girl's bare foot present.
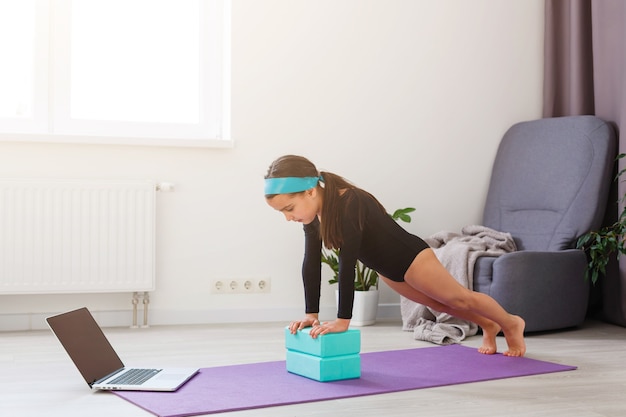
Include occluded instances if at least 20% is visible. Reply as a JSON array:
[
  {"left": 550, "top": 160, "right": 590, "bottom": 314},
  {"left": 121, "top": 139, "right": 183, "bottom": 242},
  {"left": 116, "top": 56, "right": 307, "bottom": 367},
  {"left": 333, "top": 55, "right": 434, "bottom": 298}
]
[
  {"left": 502, "top": 315, "right": 526, "bottom": 357},
  {"left": 478, "top": 321, "right": 500, "bottom": 354}
]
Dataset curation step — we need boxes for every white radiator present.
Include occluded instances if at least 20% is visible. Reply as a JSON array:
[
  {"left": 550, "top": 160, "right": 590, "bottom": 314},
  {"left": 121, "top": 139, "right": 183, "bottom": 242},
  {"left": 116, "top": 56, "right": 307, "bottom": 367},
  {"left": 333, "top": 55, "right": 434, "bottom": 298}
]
[{"left": 0, "top": 179, "right": 156, "bottom": 295}]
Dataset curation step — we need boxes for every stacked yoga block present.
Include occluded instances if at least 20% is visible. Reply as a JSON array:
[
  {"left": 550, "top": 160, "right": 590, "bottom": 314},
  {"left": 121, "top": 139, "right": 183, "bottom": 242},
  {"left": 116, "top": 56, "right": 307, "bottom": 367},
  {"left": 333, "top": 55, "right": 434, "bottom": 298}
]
[{"left": 284, "top": 327, "right": 361, "bottom": 382}]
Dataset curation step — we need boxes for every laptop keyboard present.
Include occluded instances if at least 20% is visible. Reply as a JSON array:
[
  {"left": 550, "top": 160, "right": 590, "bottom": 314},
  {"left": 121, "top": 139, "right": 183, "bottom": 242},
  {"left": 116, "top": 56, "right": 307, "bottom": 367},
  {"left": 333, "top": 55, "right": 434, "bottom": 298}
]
[{"left": 109, "top": 368, "right": 162, "bottom": 385}]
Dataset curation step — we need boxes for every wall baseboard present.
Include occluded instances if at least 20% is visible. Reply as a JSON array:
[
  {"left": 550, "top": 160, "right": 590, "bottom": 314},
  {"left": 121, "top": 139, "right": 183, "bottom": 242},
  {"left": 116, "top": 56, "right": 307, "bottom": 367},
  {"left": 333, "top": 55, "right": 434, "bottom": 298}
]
[{"left": 0, "top": 303, "right": 402, "bottom": 332}]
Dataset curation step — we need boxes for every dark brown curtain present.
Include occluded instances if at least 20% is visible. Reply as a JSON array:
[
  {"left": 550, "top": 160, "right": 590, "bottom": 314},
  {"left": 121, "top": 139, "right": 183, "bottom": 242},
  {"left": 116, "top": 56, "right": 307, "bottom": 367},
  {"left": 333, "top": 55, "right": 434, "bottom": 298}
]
[
  {"left": 544, "top": 0, "right": 626, "bottom": 131},
  {"left": 543, "top": 0, "right": 595, "bottom": 116},
  {"left": 544, "top": 0, "right": 626, "bottom": 326}
]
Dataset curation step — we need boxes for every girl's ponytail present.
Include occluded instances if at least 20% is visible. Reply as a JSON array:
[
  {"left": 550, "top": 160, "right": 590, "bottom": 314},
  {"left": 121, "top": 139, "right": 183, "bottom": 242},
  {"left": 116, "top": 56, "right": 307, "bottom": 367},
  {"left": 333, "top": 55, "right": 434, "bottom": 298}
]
[{"left": 319, "top": 171, "right": 356, "bottom": 249}]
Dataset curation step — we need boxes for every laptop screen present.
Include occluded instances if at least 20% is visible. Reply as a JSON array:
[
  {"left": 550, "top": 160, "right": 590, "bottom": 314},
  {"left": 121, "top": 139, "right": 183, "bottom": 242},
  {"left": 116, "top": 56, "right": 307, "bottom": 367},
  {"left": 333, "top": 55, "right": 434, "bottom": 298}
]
[{"left": 47, "top": 307, "right": 125, "bottom": 387}]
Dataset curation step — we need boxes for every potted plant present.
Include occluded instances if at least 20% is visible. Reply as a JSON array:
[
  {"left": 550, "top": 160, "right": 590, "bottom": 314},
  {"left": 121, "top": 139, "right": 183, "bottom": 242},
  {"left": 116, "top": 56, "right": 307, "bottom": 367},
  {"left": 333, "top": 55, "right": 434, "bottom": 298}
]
[
  {"left": 576, "top": 153, "right": 626, "bottom": 285},
  {"left": 321, "top": 207, "right": 415, "bottom": 325}
]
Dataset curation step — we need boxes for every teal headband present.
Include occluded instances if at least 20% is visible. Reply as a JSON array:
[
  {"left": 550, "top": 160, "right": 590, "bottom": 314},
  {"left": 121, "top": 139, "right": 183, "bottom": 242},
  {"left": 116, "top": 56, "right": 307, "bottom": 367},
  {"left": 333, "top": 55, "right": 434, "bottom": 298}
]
[{"left": 264, "top": 176, "right": 321, "bottom": 195}]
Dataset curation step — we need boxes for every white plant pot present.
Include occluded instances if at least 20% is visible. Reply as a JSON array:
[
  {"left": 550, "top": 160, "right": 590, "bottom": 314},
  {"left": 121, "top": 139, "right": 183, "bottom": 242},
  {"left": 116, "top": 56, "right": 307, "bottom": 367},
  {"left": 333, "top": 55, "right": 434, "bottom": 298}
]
[{"left": 335, "top": 289, "right": 379, "bottom": 326}]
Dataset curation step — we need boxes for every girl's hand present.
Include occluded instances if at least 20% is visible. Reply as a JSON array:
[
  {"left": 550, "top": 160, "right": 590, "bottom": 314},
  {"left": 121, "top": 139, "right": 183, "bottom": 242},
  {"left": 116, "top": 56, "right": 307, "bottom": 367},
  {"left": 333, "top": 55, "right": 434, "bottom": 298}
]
[
  {"left": 308, "top": 318, "right": 350, "bottom": 338},
  {"left": 288, "top": 315, "right": 320, "bottom": 334}
]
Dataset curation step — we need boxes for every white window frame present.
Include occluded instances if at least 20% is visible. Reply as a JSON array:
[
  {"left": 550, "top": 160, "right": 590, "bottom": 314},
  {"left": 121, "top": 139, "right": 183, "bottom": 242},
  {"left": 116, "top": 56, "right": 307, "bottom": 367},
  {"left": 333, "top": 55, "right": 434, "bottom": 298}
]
[
  {"left": 0, "top": 0, "right": 50, "bottom": 135},
  {"left": 0, "top": 0, "right": 231, "bottom": 148}
]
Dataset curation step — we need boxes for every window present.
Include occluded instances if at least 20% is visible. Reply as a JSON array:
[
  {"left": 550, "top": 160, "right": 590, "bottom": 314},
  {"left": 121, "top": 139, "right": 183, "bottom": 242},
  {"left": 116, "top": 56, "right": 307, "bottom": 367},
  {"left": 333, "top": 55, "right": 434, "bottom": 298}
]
[{"left": 0, "top": 0, "right": 230, "bottom": 147}]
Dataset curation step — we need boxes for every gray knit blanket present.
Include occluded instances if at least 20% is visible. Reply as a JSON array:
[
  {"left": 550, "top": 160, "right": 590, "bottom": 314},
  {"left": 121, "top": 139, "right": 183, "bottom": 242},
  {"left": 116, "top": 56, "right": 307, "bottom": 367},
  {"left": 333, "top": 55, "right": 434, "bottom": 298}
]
[{"left": 401, "top": 225, "right": 517, "bottom": 345}]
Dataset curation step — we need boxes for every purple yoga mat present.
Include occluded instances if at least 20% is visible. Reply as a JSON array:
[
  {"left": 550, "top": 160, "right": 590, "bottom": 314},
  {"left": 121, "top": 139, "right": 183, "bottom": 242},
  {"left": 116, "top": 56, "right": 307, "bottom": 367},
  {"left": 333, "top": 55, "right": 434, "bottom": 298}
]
[{"left": 114, "top": 344, "right": 575, "bottom": 417}]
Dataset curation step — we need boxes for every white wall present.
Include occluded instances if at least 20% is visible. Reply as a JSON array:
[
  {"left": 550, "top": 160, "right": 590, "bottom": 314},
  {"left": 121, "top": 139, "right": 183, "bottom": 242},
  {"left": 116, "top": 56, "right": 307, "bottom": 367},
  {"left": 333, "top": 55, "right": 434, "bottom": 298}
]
[{"left": 0, "top": 0, "right": 544, "bottom": 330}]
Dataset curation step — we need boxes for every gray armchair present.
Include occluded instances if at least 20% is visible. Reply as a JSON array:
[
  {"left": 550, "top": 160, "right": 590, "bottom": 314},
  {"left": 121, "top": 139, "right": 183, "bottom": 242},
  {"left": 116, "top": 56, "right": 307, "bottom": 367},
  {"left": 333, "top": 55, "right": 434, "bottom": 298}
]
[{"left": 474, "top": 116, "right": 616, "bottom": 332}]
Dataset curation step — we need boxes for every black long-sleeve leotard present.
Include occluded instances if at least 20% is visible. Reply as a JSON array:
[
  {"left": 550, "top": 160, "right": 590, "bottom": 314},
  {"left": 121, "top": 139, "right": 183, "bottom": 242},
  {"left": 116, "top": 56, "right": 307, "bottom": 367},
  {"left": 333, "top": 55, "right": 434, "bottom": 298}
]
[{"left": 302, "top": 188, "right": 429, "bottom": 319}]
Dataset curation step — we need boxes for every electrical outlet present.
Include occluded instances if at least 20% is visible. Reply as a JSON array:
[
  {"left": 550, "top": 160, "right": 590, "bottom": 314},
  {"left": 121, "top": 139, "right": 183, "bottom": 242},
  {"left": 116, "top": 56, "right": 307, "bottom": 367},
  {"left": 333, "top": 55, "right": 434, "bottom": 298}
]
[
  {"left": 257, "top": 278, "right": 271, "bottom": 293},
  {"left": 213, "top": 280, "right": 225, "bottom": 293},
  {"left": 211, "top": 278, "right": 271, "bottom": 294}
]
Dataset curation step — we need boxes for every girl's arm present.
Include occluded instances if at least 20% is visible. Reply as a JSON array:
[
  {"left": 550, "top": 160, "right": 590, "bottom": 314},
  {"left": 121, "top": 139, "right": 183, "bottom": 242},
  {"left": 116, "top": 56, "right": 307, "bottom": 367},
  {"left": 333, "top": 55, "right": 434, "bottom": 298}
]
[
  {"left": 310, "top": 195, "right": 362, "bottom": 337},
  {"left": 302, "top": 218, "right": 322, "bottom": 315},
  {"left": 289, "top": 218, "right": 322, "bottom": 335}
]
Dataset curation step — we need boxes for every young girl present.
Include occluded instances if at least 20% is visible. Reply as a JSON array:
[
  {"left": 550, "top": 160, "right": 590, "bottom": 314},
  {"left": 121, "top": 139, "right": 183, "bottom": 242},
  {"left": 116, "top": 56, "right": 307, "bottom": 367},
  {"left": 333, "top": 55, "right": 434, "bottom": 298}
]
[{"left": 265, "top": 155, "right": 526, "bottom": 357}]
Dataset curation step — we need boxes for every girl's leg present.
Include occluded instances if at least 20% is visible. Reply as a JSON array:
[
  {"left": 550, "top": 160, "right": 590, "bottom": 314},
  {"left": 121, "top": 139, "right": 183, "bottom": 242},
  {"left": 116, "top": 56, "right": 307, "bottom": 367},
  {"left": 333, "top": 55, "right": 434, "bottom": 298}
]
[
  {"left": 381, "top": 276, "right": 501, "bottom": 355},
  {"left": 400, "top": 248, "right": 526, "bottom": 357}
]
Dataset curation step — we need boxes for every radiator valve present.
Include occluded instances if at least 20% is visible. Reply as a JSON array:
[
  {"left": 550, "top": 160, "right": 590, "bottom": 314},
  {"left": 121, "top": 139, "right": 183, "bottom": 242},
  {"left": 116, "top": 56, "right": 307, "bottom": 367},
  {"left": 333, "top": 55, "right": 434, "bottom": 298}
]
[{"left": 156, "top": 182, "right": 175, "bottom": 192}]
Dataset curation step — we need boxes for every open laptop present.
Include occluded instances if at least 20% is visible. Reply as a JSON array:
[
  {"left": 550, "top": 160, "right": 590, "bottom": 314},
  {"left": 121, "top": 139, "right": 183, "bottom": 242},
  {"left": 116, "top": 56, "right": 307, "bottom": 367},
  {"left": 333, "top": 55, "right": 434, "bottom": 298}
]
[{"left": 46, "top": 307, "right": 199, "bottom": 391}]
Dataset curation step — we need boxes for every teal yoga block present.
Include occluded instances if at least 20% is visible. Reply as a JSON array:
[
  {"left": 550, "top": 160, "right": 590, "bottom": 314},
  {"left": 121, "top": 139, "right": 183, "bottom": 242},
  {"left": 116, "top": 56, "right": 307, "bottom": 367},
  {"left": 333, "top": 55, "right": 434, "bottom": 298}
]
[
  {"left": 284, "top": 327, "right": 361, "bottom": 357},
  {"left": 286, "top": 349, "right": 361, "bottom": 382}
]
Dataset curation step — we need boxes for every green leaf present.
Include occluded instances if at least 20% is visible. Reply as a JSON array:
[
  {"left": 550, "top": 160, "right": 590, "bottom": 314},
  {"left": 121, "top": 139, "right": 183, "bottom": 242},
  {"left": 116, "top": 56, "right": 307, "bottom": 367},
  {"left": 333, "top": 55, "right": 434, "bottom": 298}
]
[{"left": 391, "top": 207, "right": 415, "bottom": 223}]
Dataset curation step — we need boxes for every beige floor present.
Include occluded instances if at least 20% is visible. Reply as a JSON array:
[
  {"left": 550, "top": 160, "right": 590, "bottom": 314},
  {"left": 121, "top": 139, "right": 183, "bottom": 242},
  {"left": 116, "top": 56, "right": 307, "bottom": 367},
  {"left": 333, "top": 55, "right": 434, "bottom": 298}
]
[{"left": 2, "top": 318, "right": 625, "bottom": 417}]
